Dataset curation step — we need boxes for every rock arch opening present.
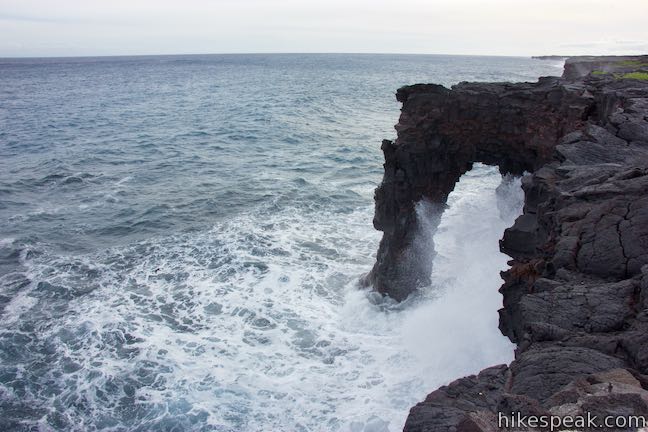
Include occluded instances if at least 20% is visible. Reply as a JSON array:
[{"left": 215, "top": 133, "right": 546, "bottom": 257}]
[{"left": 428, "top": 165, "right": 525, "bottom": 299}]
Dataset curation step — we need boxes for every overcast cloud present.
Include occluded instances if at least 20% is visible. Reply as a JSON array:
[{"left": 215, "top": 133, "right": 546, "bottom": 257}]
[{"left": 1, "top": 0, "right": 647, "bottom": 57}]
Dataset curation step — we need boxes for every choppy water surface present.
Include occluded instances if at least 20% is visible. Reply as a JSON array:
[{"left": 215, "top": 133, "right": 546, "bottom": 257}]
[{"left": 0, "top": 54, "right": 563, "bottom": 431}]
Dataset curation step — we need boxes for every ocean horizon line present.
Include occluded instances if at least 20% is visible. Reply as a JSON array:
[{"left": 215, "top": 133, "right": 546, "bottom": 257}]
[{"left": 0, "top": 51, "right": 555, "bottom": 60}]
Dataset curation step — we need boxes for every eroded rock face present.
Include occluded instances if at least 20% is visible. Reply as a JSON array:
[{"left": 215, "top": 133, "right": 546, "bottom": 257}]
[
  {"left": 365, "top": 78, "right": 594, "bottom": 300},
  {"left": 366, "top": 58, "right": 648, "bottom": 430}
]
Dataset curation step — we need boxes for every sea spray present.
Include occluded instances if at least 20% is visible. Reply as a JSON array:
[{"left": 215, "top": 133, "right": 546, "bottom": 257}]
[{"left": 1, "top": 165, "right": 521, "bottom": 431}]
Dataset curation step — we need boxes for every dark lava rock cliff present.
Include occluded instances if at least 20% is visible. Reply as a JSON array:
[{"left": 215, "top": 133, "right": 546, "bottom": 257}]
[{"left": 366, "top": 57, "right": 648, "bottom": 430}]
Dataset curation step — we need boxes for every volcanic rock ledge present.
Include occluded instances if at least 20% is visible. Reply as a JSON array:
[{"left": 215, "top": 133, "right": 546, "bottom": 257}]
[{"left": 367, "top": 57, "right": 648, "bottom": 430}]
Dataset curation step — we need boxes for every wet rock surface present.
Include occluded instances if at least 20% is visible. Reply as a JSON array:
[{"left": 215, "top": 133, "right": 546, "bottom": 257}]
[{"left": 367, "top": 57, "right": 648, "bottom": 430}]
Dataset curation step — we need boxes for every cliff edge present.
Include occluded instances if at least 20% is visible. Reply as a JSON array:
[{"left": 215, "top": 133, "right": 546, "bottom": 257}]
[{"left": 367, "top": 56, "right": 648, "bottom": 430}]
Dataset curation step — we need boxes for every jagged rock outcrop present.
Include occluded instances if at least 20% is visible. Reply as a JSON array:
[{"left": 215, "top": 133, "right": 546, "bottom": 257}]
[
  {"left": 366, "top": 57, "right": 648, "bottom": 430},
  {"left": 365, "top": 76, "right": 595, "bottom": 300}
]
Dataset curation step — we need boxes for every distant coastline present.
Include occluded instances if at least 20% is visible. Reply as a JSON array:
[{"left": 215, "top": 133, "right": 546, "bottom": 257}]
[{"left": 531, "top": 55, "right": 569, "bottom": 60}]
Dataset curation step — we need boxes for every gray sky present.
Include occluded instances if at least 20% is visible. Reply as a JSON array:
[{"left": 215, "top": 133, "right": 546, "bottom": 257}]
[{"left": 1, "top": 0, "right": 647, "bottom": 57}]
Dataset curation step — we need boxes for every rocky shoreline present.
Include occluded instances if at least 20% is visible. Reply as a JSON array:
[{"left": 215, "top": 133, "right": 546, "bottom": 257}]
[{"left": 367, "top": 56, "right": 648, "bottom": 430}]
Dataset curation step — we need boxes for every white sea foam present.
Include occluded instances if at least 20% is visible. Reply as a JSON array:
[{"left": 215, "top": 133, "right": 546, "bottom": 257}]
[
  {"left": 0, "top": 237, "right": 15, "bottom": 247},
  {"left": 1, "top": 285, "right": 39, "bottom": 325},
  {"left": 7, "top": 164, "right": 522, "bottom": 431}
]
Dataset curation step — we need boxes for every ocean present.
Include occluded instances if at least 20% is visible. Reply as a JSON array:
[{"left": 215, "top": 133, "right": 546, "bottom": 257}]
[{"left": 0, "top": 54, "right": 564, "bottom": 431}]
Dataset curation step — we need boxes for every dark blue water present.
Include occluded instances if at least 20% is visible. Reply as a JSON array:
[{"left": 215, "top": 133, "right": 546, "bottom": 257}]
[{"left": 0, "top": 54, "right": 564, "bottom": 431}]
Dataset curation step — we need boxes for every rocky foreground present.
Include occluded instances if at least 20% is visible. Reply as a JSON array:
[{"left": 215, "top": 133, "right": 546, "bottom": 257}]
[{"left": 367, "top": 56, "right": 648, "bottom": 430}]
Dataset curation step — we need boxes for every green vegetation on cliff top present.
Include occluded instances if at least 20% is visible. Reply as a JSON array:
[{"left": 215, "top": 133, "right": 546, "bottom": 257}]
[
  {"left": 621, "top": 72, "right": 648, "bottom": 81},
  {"left": 590, "top": 59, "right": 648, "bottom": 80},
  {"left": 618, "top": 59, "right": 648, "bottom": 68}
]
